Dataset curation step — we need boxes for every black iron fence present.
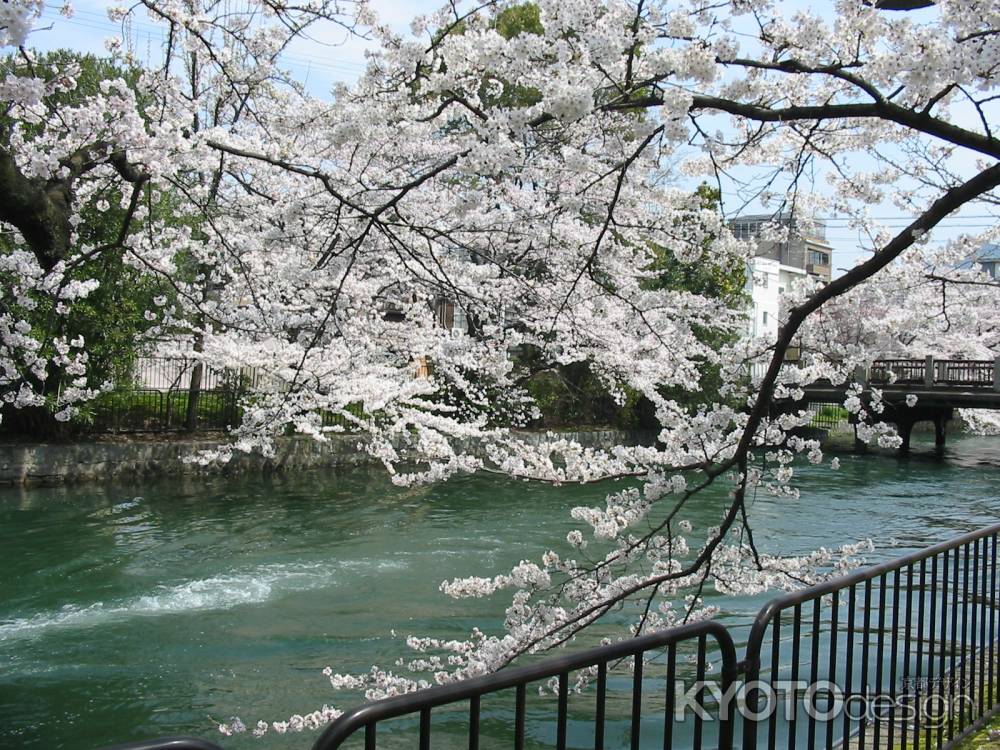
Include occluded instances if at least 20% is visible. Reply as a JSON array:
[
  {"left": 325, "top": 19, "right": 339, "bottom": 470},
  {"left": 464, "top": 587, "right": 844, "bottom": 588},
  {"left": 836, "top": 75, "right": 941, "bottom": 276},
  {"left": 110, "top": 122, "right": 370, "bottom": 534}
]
[
  {"left": 100, "top": 523, "right": 1000, "bottom": 750},
  {"left": 743, "top": 523, "right": 999, "bottom": 750},
  {"left": 314, "top": 621, "right": 737, "bottom": 750},
  {"left": 73, "top": 357, "right": 360, "bottom": 434},
  {"left": 807, "top": 403, "right": 849, "bottom": 430}
]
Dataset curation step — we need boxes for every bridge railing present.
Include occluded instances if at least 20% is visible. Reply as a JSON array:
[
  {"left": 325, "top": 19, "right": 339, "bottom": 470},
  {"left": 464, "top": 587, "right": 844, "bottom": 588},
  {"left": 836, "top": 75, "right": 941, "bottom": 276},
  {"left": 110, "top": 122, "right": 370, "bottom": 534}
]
[
  {"left": 867, "top": 357, "right": 1000, "bottom": 390},
  {"left": 936, "top": 359, "right": 994, "bottom": 387},
  {"left": 868, "top": 359, "right": 926, "bottom": 385}
]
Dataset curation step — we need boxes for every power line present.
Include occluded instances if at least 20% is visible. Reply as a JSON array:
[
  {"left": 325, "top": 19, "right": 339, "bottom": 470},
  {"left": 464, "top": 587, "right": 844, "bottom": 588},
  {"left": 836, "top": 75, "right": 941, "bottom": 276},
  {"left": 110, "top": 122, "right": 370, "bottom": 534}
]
[{"left": 36, "top": 8, "right": 368, "bottom": 77}]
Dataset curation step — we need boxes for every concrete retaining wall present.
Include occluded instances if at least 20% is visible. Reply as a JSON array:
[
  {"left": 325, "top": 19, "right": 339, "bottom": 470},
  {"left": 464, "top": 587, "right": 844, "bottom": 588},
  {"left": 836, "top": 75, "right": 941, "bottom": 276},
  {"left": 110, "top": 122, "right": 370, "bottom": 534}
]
[{"left": 0, "top": 429, "right": 656, "bottom": 486}]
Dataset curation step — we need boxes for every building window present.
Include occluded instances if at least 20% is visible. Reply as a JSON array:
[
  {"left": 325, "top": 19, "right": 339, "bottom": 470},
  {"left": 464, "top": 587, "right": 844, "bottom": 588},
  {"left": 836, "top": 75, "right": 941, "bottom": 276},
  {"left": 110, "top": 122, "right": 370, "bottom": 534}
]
[
  {"left": 808, "top": 250, "right": 829, "bottom": 266},
  {"left": 453, "top": 304, "right": 468, "bottom": 334},
  {"left": 762, "top": 311, "right": 768, "bottom": 325}
]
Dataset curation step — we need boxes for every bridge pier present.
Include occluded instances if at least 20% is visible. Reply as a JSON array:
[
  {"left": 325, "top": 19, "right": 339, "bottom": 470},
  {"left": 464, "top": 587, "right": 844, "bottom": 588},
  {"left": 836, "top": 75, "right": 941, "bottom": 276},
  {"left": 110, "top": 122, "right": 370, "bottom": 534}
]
[
  {"left": 934, "top": 413, "right": 949, "bottom": 455},
  {"left": 897, "top": 420, "right": 914, "bottom": 453},
  {"left": 853, "top": 422, "right": 868, "bottom": 454},
  {"left": 881, "top": 405, "right": 953, "bottom": 456}
]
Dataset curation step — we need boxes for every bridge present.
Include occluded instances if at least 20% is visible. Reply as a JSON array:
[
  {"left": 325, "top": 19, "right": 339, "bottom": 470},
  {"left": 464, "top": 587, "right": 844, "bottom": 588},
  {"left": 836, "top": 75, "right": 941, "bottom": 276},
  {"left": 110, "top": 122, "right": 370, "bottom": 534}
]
[{"left": 796, "top": 357, "right": 1000, "bottom": 453}]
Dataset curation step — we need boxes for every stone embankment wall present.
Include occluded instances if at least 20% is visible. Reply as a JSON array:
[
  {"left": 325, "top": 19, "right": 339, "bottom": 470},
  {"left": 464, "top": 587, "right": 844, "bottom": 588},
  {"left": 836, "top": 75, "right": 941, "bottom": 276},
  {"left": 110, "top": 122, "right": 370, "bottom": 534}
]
[{"left": 0, "top": 429, "right": 656, "bottom": 486}]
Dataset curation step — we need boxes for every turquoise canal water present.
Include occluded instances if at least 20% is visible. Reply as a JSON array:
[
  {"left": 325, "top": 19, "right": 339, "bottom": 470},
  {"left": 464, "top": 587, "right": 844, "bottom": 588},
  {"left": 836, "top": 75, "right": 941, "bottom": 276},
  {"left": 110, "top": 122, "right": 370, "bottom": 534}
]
[{"left": 1, "top": 434, "right": 1000, "bottom": 750}]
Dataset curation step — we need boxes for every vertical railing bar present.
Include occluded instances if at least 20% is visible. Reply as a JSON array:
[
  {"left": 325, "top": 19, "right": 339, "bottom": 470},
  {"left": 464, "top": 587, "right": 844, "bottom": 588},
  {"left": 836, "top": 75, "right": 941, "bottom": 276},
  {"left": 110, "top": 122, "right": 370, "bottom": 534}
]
[
  {"left": 990, "top": 534, "right": 997, "bottom": 712},
  {"left": 902, "top": 566, "right": 913, "bottom": 750},
  {"left": 971, "top": 537, "right": 981, "bottom": 724},
  {"left": 844, "top": 585, "right": 857, "bottom": 749},
  {"left": 827, "top": 592, "right": 839, "bottom": 750},
  {"left": 978, "top": 535, "right": 988, "bottom": 719},
  {"left": 694, "top": 634, "right": 706, "bottom": 750},
  {"left": 557, "top": 673, "right": 568, "bottom": 750},
  {"left": 961, "top": 542, "right": 971, "bottom": 732},
  {"left": 888, "top": 568, "right": 901, "bottom": 750},
  {"left": 469, "top": 695, "right": 480, "bottom": 750},
  {"left": 874, "top": 574, "right": 887, "bottom": 750},
  {"left": 924, "top": 555, "right": 937, "bottom": 750},
  {"left": 631, "top": 653, "right": 643, "bottom": 750},
  {"left": 789, "top": 603, "right": 801, "bottom": 750},
  {"left": 808, "top": 598, "right": 820, "bottom": 750},
  {"left": 595, "top": 663, "right": 606, "bottom": 750},
  {"left": 950, "top": 544, "right": 961, "bottom": 743},
  {"left": 859, "top": 579, "right": 872, "bottom": 749},
  {"left": 937, "top": 549, "right": 950, "bottom": 750},
  {"left": 364, "top": 722, "right": 375, "bottom": 750},
  {"left": 419, "top": 708, "right": 431, "bottom": 750},
  {"left": 515, "top": 683, "right": 526, "bottom": 750},
  {"left": 913, "top": 558, "right": 926, "bottom": 750},
  {"left": 769, "top": 612, "right": 781, "bottom": 750},
  {"left": 663, "top": 646, "right": 675, "bottom": 750}
]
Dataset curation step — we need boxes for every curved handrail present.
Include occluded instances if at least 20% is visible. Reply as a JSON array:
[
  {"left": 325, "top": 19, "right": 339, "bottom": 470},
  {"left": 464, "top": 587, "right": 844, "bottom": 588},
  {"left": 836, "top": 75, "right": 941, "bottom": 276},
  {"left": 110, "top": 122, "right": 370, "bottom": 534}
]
[{"left": 312, "top": 619, "right": 738, "bottom": 750}]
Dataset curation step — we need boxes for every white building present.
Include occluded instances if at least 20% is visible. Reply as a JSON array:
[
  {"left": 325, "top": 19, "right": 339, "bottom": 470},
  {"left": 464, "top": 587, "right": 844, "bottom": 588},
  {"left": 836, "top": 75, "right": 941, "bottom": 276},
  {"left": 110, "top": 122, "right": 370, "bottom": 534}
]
[
  {"left": 746, "top": 256, "right": 780, "bottom": 341},
  {"left": 744, "top": 257, "right": 814, "bottom": 342},
  {"left": 735, "top": 211, "right": 834, "bottom": 344}
]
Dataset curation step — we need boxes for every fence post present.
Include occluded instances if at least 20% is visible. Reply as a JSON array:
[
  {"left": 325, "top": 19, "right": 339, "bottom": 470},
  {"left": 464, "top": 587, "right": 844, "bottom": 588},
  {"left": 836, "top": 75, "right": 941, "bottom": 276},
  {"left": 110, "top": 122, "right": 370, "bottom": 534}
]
[
  {"left": 924, "top": 355, "right": 934, "bottom": 387},
  {"left": 994, "top": 357, "right": 1000, "bottom": 392}
]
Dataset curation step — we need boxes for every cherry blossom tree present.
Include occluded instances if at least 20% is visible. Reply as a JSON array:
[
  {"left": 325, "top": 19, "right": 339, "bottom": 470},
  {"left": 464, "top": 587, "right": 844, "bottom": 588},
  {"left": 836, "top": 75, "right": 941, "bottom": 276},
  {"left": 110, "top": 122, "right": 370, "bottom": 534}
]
[{"left": 2, "top": 0, "right": 1000, "bottom": 736}]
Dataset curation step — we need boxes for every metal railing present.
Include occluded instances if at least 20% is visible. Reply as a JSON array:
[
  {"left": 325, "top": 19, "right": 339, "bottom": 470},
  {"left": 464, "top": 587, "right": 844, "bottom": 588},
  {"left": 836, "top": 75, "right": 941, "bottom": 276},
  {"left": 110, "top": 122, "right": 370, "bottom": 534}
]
[
  {"left": 808, "top": 402, "right": 849, "bottom": 429},
  {"left": 98, "top": 525, "right": 1000, "bottom": 750},
  {"left": 315, "top": 621, "right": 737, "bottom": 750},
  {"left": 869, "top": 359, "right": 927, "bottom": 385},
  {"left": 743, "top": 522, "right": 1000, "bottom": 750},
  {"left": 936, "top": 360, "right": 994, "bottom": 387},
  {"left": 67, "top": 357, "right": 363, "bottom": 434},
  {"left": 867, "top": 358, "right": 1000, "bottom": 389}
]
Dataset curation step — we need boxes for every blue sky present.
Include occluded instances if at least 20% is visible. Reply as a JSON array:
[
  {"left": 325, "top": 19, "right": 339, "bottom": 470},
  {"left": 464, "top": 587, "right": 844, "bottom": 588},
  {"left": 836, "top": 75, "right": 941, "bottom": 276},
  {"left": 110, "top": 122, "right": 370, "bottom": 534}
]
[{"left": 25, "top": 0, "right": 996, "bottom": 276}]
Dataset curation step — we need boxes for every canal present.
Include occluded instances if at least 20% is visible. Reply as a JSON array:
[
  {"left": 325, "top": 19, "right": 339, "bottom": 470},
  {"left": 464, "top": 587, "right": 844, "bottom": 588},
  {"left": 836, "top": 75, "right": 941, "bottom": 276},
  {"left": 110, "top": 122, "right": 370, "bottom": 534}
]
[{"left": 1, "top": 434, "right": 999, "bottom": 750}]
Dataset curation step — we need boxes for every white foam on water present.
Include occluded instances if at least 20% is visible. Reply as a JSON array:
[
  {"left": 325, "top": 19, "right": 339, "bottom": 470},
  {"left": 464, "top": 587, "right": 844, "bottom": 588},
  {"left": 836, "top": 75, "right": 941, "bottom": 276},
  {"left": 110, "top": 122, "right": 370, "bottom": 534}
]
[{"left": 0, "top": 561, "right": 341, "bottom": 642}]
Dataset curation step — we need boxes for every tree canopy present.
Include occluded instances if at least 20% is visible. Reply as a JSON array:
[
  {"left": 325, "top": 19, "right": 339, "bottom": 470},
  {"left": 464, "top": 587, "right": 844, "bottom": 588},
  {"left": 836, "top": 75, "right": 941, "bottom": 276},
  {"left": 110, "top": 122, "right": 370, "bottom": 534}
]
[{"left": 2, "top": 0, "right": 1000, "bottom": 735}]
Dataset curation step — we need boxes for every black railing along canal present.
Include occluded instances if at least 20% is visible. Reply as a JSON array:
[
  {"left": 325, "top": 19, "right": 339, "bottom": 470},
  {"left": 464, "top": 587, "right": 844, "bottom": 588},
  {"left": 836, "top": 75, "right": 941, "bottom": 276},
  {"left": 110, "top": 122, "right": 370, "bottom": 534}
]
[{"left": 100, "top": 524, "right": 1000, "bottom": 750}]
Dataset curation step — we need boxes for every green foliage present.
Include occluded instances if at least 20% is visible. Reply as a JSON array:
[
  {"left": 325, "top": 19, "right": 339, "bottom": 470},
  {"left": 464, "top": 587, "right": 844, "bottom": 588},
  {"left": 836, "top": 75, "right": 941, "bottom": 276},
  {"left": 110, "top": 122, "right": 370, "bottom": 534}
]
[
  {"left": 429, "top": 3, "right": 544, "bottom": 111},
  {"left": 638, "top": 184, "right": 748, "bottom": 410},
  {"left": 511, "top": 186, "right": 750, "bottom": 429},
  {"left": 0, "top": 51, "right": 173, "bottom": 427},
  {"left": 522, "top": 362, "right": 646, "bottom": 429},
  {"left": 643, "top": 184, "right": 747, "bottom": 305},
  {"left": 493, "top": 3, "right": 543, "bottom": 39},
  {"left": 0, "top": 50, "right": 144, "bottom": 139}
]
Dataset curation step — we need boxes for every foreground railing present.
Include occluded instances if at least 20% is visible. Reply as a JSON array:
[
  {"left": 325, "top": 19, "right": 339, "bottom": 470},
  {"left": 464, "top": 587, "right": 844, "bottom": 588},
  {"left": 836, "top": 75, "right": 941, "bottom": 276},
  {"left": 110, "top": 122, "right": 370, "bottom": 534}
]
[
  {"left": 743, "top": 522, "right": 1000, "bottom": 750},
  {"left": 315, "top": 620, "right": 737, "bottom": 750},
  {"left": 100, "top": 524, "right": 1000, "bottom": 750}
]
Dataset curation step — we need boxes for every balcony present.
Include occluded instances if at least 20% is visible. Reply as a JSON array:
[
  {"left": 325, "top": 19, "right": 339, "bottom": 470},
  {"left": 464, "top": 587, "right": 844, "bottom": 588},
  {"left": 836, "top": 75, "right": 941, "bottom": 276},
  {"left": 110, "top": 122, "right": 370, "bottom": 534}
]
[{"left": 806, "top": 262, "right": 831, "bottom": 279}]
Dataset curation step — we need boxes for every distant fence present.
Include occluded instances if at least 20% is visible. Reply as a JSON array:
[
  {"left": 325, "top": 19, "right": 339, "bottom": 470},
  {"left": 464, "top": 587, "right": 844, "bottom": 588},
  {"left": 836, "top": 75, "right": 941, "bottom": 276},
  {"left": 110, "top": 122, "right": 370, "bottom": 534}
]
[
  {"left": 82, "top": 357, "right": 357, "bottom": 434},
  {"left": 807, "top": 402, "right": 849, "bottom": 430}
]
